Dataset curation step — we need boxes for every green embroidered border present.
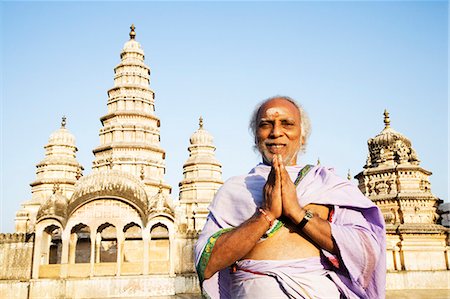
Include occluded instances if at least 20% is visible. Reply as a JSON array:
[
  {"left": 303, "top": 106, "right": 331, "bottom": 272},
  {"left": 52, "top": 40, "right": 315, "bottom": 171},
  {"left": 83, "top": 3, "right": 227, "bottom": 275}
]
[
  {"left": 294, "top": 164, "right": 314, "bottom": 186},
  {"left": 196, "top": 227, "right": 233, "bottom": 284}
]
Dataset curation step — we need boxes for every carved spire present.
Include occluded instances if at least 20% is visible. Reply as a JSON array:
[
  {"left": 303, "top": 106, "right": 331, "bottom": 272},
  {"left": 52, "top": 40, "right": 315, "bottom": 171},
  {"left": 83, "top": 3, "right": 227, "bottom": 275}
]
[
  {"left": 383, "top": 109, "right": 390, "bottom": 129},
  {"left": 199, "top": 116, "right": 204, "bottom": 129},
  {"left": 129, "top": 24, "right": 136, "bottom": 39},
  {"left": 61, "top": 116, "right": 66, "bottom": 128},
  {"left": 317, "top": 158, "right": 321, "bottom": 165}
]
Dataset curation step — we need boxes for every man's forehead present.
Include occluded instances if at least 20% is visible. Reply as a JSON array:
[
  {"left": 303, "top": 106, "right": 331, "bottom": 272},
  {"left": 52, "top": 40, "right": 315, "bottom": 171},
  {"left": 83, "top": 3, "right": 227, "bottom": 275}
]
[{"left": 258, "top": 98, "right": 300, "bottom": 119}]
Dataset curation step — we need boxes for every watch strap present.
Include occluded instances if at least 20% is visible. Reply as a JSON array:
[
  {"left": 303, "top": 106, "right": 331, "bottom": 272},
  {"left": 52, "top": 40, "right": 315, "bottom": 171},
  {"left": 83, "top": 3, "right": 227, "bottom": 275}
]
[{"left": 297, "top": 210, "right": 314, "bottom": 231}]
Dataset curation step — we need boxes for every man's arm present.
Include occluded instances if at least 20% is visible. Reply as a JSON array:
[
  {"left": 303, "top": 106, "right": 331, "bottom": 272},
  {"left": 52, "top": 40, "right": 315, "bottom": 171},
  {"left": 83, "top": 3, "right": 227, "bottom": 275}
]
[
  {"left": 278, "top": 158, "right": 336, "bottom": 253},
  {"left": 203, "top": 155, "right": 284, "bottom": 280},
  {"left": 203, "top": 210, "right": 271, "bottom": 279}
]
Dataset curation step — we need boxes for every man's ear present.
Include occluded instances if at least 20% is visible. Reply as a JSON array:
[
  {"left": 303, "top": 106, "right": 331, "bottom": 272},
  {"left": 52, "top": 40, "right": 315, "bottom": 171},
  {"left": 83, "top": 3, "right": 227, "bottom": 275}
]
[{"left": 301, "top": 136, "right": 305, "bottom": 145}]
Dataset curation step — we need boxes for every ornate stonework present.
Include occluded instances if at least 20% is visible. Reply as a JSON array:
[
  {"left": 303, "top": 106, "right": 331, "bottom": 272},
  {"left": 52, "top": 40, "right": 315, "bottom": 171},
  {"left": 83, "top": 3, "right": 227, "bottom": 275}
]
[
  {"left": 15, "top": 117, "right": 84, "bottom": 233},
  {"left": 355, "top": 110, "right": 449, "bottom": 289},
  {"left": 179, "top": 117, "right": 223, "bottom": 232},
  {"left": 91, "top": 24, "right": 170, "bottom": 197},
  {"left": 2, "top": 25, "right": 213, "bottom": 298}
]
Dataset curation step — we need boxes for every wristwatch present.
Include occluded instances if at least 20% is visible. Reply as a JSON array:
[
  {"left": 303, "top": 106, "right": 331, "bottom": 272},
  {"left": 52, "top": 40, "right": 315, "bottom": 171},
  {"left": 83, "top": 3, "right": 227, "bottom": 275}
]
[{"left": 297, "top": 210, "right": 314, "bottom": 231}]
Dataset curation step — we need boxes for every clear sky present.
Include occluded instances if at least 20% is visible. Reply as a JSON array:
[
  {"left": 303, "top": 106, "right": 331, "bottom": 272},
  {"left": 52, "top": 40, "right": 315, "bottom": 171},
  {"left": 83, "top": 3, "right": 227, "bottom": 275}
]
[{"left": 1, "top": 1, "right": 448, "bottom": 233}]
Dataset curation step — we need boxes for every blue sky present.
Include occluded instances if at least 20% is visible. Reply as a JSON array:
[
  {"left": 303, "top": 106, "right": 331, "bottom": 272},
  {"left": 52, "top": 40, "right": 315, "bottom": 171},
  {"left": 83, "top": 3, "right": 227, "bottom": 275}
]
[{"left": 1, "top": 1, "right": 448, "bottom": 232}]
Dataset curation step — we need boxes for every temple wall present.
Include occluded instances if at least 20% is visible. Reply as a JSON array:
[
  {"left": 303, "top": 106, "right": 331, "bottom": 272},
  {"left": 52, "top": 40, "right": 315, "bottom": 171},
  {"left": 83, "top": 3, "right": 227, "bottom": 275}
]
[
  {"left": 0, "top": 274, "right": 200, "bottom": 299},
  {"left": 0, "top": 233, "right": 33, "bottom": 280},
  {"left": 386, "top": 270, "right": 450, "bottom": 290}
]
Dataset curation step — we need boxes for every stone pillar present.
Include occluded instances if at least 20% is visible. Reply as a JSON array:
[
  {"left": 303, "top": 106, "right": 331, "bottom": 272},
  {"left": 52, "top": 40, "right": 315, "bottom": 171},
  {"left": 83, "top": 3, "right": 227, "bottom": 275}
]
[
  {"left": 446, "top": 247, "right": 450, "bottom": 270},
  {"left": 116, "top": 230, "right": 124, "bottom": 276},
  {"left": 95, "top": 232, "right": 101, "bottom": 263},
  {"left": 32, "top": 230, "right": 43, "bottom": 279},
  {"left": 169, "top": 235, "right": 175, "bottom": 277},
  {"left": 90, "top": 231, "right": 96, "bottom": 277},
  {"left": 60, "top": 232, "right": 70, "bottom": 278},
  {"left": 143, "top": 234, "right": 149, "bottom": 275},
  {"left": 394, "top": 246, "right": 402, "bottom": 271},
  {"left": 68, "top": 233, "right": 78, "bottom": 264}
]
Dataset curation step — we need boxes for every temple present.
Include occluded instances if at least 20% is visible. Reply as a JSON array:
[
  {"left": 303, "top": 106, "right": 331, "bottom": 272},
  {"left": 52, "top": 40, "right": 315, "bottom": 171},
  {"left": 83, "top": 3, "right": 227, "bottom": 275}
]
[
  {"left": 355, "top": 110, "right": 449, "bottom": 289},
  {"left": 0, "top": 25, "right": 448, "bottom": 298}
]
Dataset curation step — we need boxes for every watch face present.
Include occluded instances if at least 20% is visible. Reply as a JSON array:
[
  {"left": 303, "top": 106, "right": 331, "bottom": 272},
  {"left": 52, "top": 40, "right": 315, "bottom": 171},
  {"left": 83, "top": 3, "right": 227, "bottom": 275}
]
[{"left": 305, "top": 210, "right": 314, "bottom": 220}]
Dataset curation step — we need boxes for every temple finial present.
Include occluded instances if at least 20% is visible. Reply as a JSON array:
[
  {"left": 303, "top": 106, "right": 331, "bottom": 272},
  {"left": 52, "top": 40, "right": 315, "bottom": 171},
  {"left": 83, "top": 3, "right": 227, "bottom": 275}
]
[
  {"left": 347, "top": 169, "right": 352, "bottom": 181},
  {"left": 199, "top": 116, "right": 204, "bottom": 129},
  {"left": 61, "top": 116, "right": 66, "bottom": 128},
  {"left": 130, "top": 24, "right": 136, "bottom": 40},
  {"left": 317, "top": 158, "right": 321, "bottom": 165},
  {"left": 383, "top": 109, "right": 390, "bottom": 128}
]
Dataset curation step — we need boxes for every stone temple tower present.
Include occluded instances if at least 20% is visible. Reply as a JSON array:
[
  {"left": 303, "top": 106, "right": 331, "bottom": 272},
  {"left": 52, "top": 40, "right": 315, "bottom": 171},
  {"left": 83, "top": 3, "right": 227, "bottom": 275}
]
[
  {"left": 92, "top": 24, "right": 170, "bottom": 196},
  {"left": 179, "top": 117, "right": 223, "bottom": 232},
  {"left": 15, "top": 117, "right": 84, "bottom": 233},
  {"left": 355, "top": 110, "right": 449, "bottom": 289}
]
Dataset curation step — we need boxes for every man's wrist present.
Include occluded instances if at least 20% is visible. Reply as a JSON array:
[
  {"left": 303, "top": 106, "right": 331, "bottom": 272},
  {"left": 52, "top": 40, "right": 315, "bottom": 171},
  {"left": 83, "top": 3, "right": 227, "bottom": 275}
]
[
  {"left": 258, "top": 208, "right": 274, "bottom": 227},
  {"left": 296, "top": 210, "right": 314, "bottom": 231}
]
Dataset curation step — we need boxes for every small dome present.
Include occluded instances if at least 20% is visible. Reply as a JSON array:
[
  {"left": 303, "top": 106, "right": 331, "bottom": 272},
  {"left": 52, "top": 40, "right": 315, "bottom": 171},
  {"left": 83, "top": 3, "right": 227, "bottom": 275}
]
[
  {"left": 365, "top": 110, "right": 419, "bottom": 168},
  {"left": 48, "top": 116, "right": 76, "bottom": 147},
  {"left": 121, "top": 24, "right": 144, "bottom": 56},
  {"left": 190, "top": 117, "right": 214, "bottom": 146},
  {"left": 122, "top": 39, "right": 144, "bottom": 55},
  {"left": 36, "top": 186, "right": 68, "bottom": 223},
  {"left": 368, "top": 110, "right": 411, "bottom": 148}
]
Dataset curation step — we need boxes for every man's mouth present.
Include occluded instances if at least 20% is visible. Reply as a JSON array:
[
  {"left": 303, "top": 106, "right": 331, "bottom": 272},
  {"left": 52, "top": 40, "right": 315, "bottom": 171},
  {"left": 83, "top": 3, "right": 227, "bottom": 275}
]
[{"left": 265, "top": 143, "right": 286, "bottom": 153}]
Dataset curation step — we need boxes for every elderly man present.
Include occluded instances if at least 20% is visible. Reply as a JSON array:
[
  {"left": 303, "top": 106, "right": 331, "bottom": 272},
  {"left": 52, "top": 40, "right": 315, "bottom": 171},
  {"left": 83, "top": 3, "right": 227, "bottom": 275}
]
[{"left": 195, "top": 96, "right": 386, "bottom": 298}]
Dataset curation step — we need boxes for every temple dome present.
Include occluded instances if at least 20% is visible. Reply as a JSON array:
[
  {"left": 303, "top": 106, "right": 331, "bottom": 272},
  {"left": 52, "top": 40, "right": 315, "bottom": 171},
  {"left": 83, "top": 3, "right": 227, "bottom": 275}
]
[
  {"left": 121, "top": 24, "right": 144, "bottom": 56},
  {"left": 365, "top": 110, "right": 419, "bottom": 168},
  {"left": 47, "top": 116, "right": 76, "bottom": 147},
  {"left": 68, "top": 169, "right": 148, "bottom": 220},
  {"left": 189, "top": 117, "right": 214, "bottom": 146},
  {"left": 36, "top": 186, "right": 68, "bottom": 224}
]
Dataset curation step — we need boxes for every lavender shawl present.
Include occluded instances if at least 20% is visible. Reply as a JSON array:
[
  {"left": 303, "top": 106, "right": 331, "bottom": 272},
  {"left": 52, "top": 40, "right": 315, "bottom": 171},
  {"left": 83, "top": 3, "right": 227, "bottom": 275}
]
[{"left": 195, "top": 164, "right": 386, "bottom": 298}]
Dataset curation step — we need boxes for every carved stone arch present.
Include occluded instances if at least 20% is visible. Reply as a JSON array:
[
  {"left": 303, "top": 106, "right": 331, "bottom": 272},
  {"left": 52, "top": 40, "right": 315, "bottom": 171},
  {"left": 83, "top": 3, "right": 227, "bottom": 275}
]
[
  {"left": 69, "top": 222, "right": 91, "bottom": 264},
  {"left": 37, "top": 221, "right": 63, "bottom": 265},
  {"left": 145, "top": 216, "right": 175, "bottom": 275},
  {"left": 69, "top": 195, "right": 147, "bottom": 225},
  {"left": 97, "top": 222, "right": 118, "bottom": 263},
  {"left": 68, "top": 170, "right": 149, "bottom": 222},
  {"left": 122, "top": 222, "right": 144, "bottom": 274},
  {"left": 32, "top": 220, "right": 64, "bottom": 279}
]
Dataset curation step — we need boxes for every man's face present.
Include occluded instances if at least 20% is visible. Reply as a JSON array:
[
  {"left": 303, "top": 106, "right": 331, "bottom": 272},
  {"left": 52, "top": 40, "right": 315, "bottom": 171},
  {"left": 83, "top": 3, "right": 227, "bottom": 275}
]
[{"left": 256, "top": 98, "right": 303, "bottom": 166}]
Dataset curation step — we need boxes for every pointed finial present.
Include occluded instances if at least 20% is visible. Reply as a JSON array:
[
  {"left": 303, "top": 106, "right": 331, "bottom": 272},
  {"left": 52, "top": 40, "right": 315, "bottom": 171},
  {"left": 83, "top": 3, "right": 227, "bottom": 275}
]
[
  {"left": 130, "top": 24, "right": 136, "bottom": 39},
  {"left": 199, "top": 116, "right": 204, "bottom": 129},
  {"left": 347, "top": 169, "right": 352, "bottom": 181},
  {"left": 383, "top": 109, "right": 390, "bottom": 128},
  {"left": 52, "top": 183, "right": 60, "bottom": 194},
  {"left": 61, "top": 116, "right": 66, "bottom": 128},
  {"left": 158, "top": 180, "right": 163, "bottom": 193},
  {"left": 317, "top": 158, "right": 321, "bottom": 165}
]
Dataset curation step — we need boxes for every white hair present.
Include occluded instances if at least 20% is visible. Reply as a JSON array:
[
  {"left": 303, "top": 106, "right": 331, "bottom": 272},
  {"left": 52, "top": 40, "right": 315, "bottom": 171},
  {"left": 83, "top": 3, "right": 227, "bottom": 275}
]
[{"left": 249, "top": 95, "right": 311, "bottom": 154}]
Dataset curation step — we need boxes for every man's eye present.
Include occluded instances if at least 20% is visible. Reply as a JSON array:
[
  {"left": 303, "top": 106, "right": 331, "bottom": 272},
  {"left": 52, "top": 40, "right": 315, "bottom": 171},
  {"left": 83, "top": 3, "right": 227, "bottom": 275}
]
[
  {"left": 282, "top": 121, "right": 295, "bottom": 126},
  {"left": 259, "top": 122, "right": 271, "bottom": 127}
]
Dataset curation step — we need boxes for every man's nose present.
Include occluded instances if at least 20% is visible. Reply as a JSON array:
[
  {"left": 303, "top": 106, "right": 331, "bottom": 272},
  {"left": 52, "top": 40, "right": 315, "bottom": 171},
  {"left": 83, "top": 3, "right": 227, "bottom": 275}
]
[{"left": 270, "top": 123, "right": 283, "bottom": 138}]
